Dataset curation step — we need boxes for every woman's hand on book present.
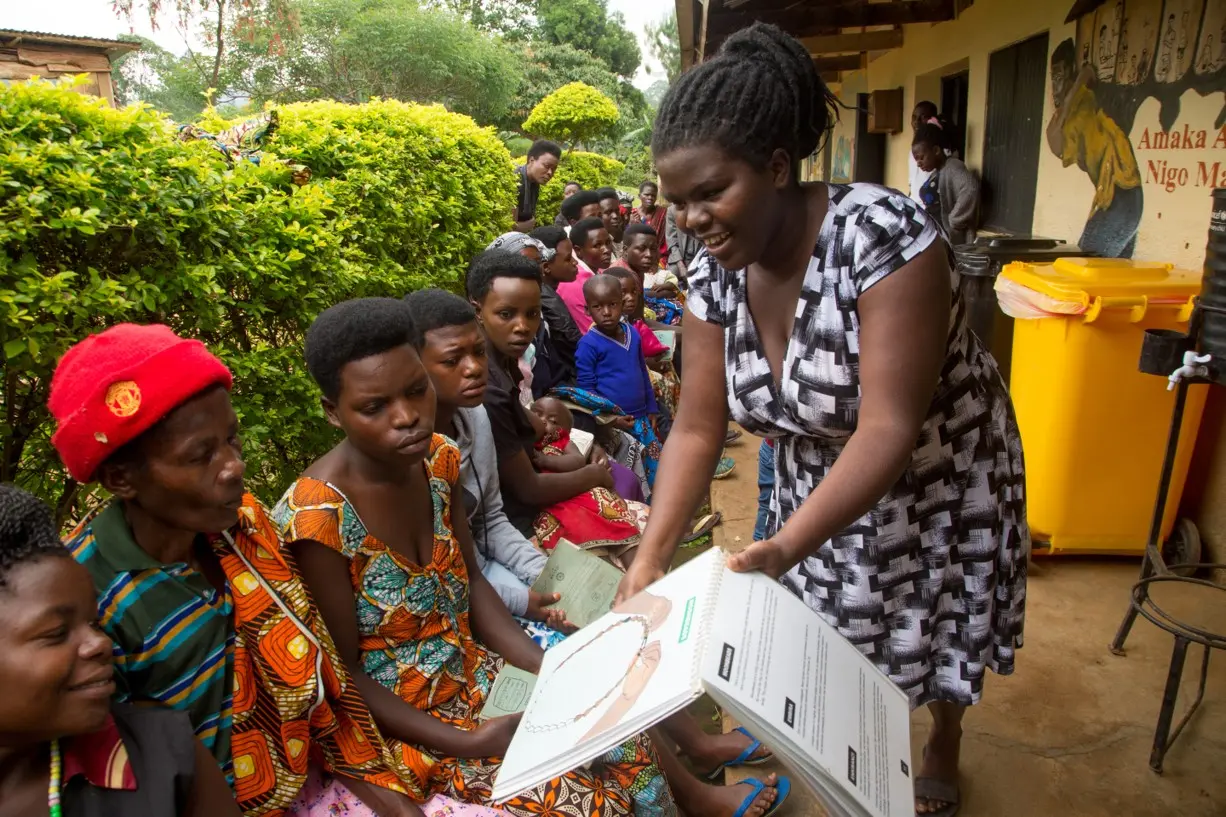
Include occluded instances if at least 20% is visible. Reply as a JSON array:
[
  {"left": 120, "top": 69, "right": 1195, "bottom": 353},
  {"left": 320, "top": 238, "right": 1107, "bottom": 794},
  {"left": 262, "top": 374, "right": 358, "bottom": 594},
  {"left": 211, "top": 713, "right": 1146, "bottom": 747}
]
[
  {"left": 463, "top": 713, "right": 523, "bottom": 757},
  {"left": 726, "top": 534, "right": 803, "bottom": 579},
  {"left": 614, "top": 558, "right": 665, "bottom": 605}
]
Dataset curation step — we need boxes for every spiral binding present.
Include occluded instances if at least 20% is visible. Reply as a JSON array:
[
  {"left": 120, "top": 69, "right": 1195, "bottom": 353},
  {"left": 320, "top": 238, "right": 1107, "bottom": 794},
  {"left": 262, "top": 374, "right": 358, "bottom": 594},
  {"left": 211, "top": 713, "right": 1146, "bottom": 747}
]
[{"left": 688, "top": 549, "right": 729, "bottom": 690}]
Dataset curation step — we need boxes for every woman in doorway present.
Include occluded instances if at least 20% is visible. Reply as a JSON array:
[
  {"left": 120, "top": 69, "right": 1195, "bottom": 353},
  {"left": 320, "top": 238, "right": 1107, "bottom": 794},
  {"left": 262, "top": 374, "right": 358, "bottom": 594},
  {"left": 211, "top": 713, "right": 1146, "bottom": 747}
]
[{"left": 618, "top": 23, "right": 1029, "bottom": 817}]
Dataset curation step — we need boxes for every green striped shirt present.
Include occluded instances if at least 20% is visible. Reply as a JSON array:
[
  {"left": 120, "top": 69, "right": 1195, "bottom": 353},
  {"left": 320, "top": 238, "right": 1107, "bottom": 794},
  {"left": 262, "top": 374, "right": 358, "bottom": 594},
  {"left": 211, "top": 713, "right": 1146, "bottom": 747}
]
[{"left": 66, "top": 501, "right": 238, "bottom": 777}]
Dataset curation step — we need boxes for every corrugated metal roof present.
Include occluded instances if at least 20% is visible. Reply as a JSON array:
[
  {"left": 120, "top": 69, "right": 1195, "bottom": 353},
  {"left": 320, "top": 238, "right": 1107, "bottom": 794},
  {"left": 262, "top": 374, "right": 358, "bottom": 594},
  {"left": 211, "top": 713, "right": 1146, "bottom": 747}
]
[{"left": 0, "top": 29, "right": 140, "bottom": 52}]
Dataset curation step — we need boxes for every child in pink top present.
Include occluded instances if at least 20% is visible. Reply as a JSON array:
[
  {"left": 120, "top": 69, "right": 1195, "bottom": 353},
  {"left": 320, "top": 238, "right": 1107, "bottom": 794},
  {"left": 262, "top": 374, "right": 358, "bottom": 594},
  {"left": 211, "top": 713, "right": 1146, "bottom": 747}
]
[{"left": 556, "top": 218, "right": 612, "bottom": 332}]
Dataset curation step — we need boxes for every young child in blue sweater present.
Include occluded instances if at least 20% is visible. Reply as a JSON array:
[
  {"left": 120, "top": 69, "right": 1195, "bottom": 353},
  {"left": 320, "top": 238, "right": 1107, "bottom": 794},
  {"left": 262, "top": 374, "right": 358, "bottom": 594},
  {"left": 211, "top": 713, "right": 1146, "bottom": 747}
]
[{"left": 576, "top": 274, "right": 663, "bottom": 486}]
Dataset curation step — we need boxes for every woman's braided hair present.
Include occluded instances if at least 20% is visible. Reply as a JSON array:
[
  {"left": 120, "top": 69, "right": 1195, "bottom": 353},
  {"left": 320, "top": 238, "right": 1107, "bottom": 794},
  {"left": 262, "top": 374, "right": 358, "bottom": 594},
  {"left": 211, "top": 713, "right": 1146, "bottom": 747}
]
[
  {"left": 0, "top": 484, "right": 67, "bottom": 589},
  {"left": 653, "top": 22, "right": 840, "bottom": 171}
]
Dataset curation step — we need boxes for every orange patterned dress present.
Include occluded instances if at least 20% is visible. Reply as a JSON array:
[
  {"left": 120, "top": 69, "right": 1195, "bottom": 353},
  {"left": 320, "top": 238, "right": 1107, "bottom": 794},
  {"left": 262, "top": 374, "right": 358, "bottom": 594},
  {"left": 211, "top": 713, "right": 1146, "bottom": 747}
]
[
  {"left": 273, "top": 435, "right": 677, "bottom": 816},
  {"left": 68, "top": 495, "right": 419, "bottom": 816}
]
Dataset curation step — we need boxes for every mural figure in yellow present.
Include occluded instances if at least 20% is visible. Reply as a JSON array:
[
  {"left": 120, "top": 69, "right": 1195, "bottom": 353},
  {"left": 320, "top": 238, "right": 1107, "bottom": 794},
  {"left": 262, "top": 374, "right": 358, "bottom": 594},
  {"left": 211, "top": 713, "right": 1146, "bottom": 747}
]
[{"left": 1046, "top": 38, "right": 1143, "bottom": 257}]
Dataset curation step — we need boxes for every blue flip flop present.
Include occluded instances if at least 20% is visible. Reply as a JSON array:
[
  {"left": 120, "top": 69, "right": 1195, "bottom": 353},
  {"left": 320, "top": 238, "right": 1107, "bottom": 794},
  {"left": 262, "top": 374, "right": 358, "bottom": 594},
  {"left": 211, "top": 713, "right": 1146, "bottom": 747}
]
[
  {"left": 704, "top": 726, "right": 775, "bottom": 780},
  {"left": 732, "top": 775, "right": 791, "bottom": 817}
]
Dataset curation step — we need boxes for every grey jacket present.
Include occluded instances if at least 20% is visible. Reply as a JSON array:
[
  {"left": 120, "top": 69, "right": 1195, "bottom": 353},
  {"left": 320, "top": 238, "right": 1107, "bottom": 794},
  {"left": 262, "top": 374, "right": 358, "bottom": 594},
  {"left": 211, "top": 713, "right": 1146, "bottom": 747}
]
[
  {"left": 936, "top": 157, "right": 979, "bottom": 246},
  {"left": 453, "top": 406, "right": 547, "bottom": 615}
]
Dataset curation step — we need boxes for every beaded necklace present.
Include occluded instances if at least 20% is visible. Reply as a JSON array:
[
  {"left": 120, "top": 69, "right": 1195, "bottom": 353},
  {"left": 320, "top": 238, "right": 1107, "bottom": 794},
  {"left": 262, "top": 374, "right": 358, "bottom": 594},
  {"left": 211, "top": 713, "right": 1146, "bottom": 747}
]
[{"left": 49, "top": 738, "right": 63, "bottom": 817}]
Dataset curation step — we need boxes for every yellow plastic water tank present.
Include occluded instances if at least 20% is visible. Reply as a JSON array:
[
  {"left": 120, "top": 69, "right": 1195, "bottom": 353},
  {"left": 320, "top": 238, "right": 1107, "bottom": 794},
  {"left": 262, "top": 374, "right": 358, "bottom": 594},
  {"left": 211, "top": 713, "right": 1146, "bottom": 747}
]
[{"left": 999, "top": 258, "right": 1209, "bottom": 555}]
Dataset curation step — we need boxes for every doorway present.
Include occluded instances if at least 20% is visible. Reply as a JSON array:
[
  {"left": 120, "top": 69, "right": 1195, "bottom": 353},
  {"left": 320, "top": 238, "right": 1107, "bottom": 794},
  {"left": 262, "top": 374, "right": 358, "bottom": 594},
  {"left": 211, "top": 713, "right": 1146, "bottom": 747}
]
[
  {"left": 940, "top": 70, "right": 969, "bottom": 158},
  {"left": 854, "top": 92, "right": 886, "bottom": 184},
  {"left": 980, "top": 32, "right": 1050, "bottom": 234}
]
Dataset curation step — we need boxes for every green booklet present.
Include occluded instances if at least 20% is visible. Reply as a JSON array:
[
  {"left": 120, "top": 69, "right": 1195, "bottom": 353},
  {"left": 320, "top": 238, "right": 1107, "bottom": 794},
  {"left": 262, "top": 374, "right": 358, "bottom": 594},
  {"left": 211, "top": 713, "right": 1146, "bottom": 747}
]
[
  {"left": 481, "top": 664, "right": 538, "bottom": 720},
  {"left": 481, "top": 543, "right": 623, "bottom": 720},
  {"left": 530, "top": 540, "right": 622, "bottom": 629},
  {"left": 653, "top": 329, "right": 677, "bottom": 362}
]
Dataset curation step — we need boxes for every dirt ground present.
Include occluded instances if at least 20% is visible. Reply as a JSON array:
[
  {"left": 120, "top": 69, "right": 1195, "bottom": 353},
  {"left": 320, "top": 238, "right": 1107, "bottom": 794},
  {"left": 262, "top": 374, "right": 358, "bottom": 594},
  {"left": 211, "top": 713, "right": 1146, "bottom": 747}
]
[{"left": 701, "top": 429, "right": 1226, "bottom": 817}]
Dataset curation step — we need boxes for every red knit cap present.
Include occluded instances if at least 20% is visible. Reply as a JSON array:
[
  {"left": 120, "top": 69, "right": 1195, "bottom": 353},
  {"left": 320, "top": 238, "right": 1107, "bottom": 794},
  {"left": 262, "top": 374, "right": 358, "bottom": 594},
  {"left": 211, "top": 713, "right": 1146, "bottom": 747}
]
[{"left": 49, "top": 324, "right": 234, "bottom": 483}]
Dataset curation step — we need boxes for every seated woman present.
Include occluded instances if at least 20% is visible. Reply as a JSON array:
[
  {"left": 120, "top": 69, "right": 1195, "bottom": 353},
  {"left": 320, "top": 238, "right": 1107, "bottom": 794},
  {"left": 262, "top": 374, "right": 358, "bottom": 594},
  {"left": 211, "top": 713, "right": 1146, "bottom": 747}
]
[
  {"left": 0, "top": 483, "right": 241, "bottom": 817},
  {"left": 466, "top": 250, "right": 651, "bottom": 528},
  {"left": 48, "top": 323, "right": 470, "bottom": 817},
  {"left": 278, "top": 298, "right": 786, "bottom": 817},
  {"left": 273, "top": 298, "right": 686, "bottom": 815},
  {"left": 486, "top": 232, "right": 570, "bottom": 402},
  {"left": 527, "top": 226, "right": 583, "bottom": 382},
  {"left": 483, "top": 237, "right": 646, "bottom": 496},
  {"left": 408, "top": 290, "right": 782, "bottom": 794},
  {"left": 405, "top": 287, "right": 574, "bottom": 650}
]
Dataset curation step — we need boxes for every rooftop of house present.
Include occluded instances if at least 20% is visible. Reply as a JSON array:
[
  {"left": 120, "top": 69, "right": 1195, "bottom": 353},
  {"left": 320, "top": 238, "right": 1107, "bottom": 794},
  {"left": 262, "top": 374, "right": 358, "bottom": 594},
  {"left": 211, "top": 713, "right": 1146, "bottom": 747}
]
[{"left": 0, "top": 28, "right": 140, "bottom": 55}]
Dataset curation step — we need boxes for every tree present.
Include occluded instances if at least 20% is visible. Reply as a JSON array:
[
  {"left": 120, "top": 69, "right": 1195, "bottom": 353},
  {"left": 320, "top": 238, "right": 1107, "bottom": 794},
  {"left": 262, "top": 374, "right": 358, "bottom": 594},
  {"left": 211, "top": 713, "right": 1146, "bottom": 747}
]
[
  {"left": 429, "top": 0, "right": 538, "bottom": 39},
  {"left": 645, "top": 11, "right": 681, "bottom": 84},
  {"left": 536, "top": 0, "right": 641, "bottom": 77},
  {"left": 111, "top": 35, "right": 214, "bottom": 121},
  {"left": 112, "top": 0, "right": 298, "bottom": 92},
  {"left": 643, "top": 78, "right": 668, "bottom": 109},
  {"left": 223, "top": 0, "right": 523, "bottom": 123},
  {"left": 505, "top": 40, "right": 645, "bottom": 132},
  {"left": 522, "top": 81, "right": 619, "bottom": 149}
]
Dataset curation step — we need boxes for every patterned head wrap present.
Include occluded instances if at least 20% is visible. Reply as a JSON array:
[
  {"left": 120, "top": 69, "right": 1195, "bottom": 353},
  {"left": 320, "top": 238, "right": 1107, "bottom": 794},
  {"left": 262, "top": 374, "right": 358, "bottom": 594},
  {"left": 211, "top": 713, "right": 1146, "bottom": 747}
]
[{"left": 487, "top": 232, "right": 547, "bottom": 258}]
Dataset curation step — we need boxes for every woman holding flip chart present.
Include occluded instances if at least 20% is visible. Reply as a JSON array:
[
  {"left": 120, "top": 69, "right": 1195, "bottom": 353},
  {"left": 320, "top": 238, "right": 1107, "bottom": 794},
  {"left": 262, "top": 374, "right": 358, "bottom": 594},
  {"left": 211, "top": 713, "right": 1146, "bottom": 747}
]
[{"left": 619, "top": 22, "right": 1029, "bottom": 817}]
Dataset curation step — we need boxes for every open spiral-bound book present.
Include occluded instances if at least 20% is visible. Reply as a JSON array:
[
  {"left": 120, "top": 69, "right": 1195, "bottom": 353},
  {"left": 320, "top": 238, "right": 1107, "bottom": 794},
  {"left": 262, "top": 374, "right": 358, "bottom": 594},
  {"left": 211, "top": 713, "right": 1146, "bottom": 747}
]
[{"left": 490, "top": 548, "right": 914, "bottom": 817}]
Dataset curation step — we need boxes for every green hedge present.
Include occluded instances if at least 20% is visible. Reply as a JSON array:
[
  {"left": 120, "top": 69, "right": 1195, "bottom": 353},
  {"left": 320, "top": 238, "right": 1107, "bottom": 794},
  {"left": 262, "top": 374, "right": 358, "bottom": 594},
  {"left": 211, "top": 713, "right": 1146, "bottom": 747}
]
[
  {"left": 536, "top": 150, "right": 624, "bottom": 224},
  {"left": 1, "top": 81, "right": 515, "bottom": 520}
]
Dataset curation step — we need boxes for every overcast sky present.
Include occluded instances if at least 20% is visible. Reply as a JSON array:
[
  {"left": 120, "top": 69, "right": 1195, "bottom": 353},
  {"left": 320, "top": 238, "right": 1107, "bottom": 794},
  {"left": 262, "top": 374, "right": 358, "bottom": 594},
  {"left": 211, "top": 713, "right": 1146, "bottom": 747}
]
[{"left": 1, "top": 0, "right": 670, "bottom": 89}]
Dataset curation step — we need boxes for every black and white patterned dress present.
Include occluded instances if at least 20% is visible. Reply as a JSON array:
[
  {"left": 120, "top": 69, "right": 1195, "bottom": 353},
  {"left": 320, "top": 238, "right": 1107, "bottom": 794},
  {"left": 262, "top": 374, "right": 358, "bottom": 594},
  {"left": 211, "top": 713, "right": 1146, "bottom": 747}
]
[{"left": 688, "top": 183, "right": 1028, "bottom": 708}]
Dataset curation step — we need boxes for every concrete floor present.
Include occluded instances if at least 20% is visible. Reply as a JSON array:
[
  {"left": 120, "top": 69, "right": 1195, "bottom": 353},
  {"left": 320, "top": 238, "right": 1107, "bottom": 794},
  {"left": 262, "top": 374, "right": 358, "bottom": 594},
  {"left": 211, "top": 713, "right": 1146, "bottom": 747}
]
[{"left": 705, "top": 430, "right": 1226, "bottom": 817}]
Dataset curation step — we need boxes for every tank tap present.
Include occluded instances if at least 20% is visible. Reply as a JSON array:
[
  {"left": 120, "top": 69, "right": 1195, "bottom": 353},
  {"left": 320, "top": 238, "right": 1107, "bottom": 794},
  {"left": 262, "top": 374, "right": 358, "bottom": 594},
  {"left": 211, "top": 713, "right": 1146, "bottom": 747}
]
[{"left": 1168, "top": 351, "right": 1213, "bottom": 390}]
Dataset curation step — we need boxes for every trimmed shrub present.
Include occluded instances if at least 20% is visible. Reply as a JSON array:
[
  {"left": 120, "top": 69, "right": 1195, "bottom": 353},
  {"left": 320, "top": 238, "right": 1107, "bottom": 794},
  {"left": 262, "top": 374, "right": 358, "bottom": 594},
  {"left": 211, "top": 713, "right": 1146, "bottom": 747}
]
[
  {"left": 522, "top": 82, "right": 620, "bottom": 149},
  {"left": 536, "top": 150, "right": 625, "bottom": 224},
  {"left": 203, "top": 99, "right": 517, "bottom": 296},
  {"left": 1, "top": 81, "right": 515, "bottom": 520}
]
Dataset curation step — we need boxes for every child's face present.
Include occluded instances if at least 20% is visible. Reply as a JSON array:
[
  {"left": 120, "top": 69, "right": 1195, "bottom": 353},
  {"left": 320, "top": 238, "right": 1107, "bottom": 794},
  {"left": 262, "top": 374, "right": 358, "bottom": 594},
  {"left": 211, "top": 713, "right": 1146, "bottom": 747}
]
[
  {"left": 617, "top": 275, "right": 640, "bottom": 315},
  {"left": 585, "top": 280, "right": 624, "bottom": 336},
  {"left": 532, "top": 398, "right": 572, "bottom": 436}
]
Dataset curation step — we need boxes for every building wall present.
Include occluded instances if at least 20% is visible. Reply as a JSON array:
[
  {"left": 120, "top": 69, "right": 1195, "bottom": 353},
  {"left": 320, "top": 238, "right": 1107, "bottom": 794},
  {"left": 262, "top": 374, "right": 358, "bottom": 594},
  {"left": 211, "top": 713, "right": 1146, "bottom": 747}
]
[
  {"left": 857, "top": 0, "right": 1226, "bottom": 268},
  {"left": 0, "top": 45, "right": 119, "bottom": 106},
  {"left": 845, "top": 0, "right": 1226, "bottom": 558}
]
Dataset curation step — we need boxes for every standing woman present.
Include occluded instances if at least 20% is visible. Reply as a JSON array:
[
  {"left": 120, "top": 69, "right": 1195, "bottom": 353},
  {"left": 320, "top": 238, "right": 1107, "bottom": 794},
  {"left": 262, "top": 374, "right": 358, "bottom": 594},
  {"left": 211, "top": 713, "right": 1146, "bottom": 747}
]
[{"left": 617, "top": 23, "right": 1028, "bottom": 817}]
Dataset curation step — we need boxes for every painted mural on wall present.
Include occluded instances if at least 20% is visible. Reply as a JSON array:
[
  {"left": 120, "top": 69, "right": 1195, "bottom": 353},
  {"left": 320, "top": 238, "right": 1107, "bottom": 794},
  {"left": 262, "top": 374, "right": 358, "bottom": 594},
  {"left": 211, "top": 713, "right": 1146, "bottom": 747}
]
[
  {"left": 831, "top": 135, "right": 853, "bottom": 183},
  {"left": 1048, "top": 0, "right": 1226, "bottom": 257}
]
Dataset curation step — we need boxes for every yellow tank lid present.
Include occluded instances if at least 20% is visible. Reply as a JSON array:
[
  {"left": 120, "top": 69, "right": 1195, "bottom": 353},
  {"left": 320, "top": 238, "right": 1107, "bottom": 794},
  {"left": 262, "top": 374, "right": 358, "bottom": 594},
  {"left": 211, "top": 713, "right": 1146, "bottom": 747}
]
[{"left": 999, "top": 257, "right": 1201, "bottom": 304}]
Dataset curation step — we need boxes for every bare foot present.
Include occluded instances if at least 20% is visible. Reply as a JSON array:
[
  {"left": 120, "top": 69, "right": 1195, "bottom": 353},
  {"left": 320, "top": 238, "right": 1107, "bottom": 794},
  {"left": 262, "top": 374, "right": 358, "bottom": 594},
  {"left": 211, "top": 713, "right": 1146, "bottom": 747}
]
[
  {"left": 688, "top": 729, "right": 771, "bottom": 776},
  {"left": 680, "top": 774, "right": 779, "bottom": 817},
  {"left": 915, "top": 723, "right": 961, "bottom": 814}
]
